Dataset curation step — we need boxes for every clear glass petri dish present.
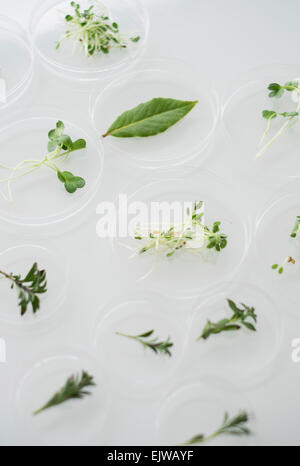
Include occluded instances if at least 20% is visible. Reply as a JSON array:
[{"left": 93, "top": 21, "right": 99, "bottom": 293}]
[
  {"left": 0, "top": 244, "right": 68, "bottom": 335},
  {"left": 185, "top": 282, "right": 283, "bottom": 389},
  {"left": 156, "top": 378, "right": 255, "bottom": 446},
  {"left": 30, "top": 0, "right": 149, "bottom": 81},
  {"left": 222, "top": 64, "right": 300, "bottom": 184},
  {"left": 14, "top": 350, "right": 110, "bottom": 446},
  {"left": 93, "top": 291, "right": 188, "bottom": 400},
  {"left": 90, "top": 58, "right": 219, "bottom": 169},
  {"left": 255, "top": 185, "right": 300, "bottom": 313},
  {"left": 0, "top": 116, "right": 103, "bottom": 227},
  {"left": 111, "top": 170, "right": 250, "bottom": 299},
  {"left": 0, "top": 16, "right": 33, "bottom": 111}
]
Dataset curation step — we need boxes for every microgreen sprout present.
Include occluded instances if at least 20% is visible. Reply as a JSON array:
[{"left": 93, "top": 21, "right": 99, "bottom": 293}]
[
  {"left": 134, "top": 202, "right": 228, "bottom": 258},
  {"left": 272, "top": 215, "right": 300, "bottom": 274},
  {"left": 33, "top": 371, "right": 95, "bottom": 415},
  {"left": 0, "top": 263, "right": 47, "bottom": 316},
  {"left": 197, "top": 299, "right": 257, "bottom": 341},
  {"left": 272, "top": 256, "right": 296, "bottom": 274},
  {"left": 116, "top": 330, "right": 173, "bottom": 357},
  {"left": 0, "top": 121, "right": 86, "bottom": 202},
  {"left": 56, "top": 2, "right": 140, "bottom": 57},
  {"left": 180, "top": 411, "right": 251, "bottom": 446},
  {"left": 257, "top": 81, "right": 300, "bottom": 158}
]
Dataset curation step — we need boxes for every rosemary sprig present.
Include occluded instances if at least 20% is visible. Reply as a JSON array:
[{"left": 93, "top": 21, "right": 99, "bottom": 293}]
[
  {"left": 116, "top": 330, "right": 173, "bottom": 356},
  {"left": 0, "top": 263, "right": 47, "bottom": 316},
  {"left": 33, "top": 371, "right": 95, "bottom": 416},
  {"left": 57, "top": 2, "right": 140, "bottom": 57},
  {"left": 180, "top": 411, "right": 251, "bottom": 446},
  {"left": 197, "top": 299, "right": 257, "bottom": 341},
  {"left": 135, "top": 201, "right": 227, "bottom": 258}
]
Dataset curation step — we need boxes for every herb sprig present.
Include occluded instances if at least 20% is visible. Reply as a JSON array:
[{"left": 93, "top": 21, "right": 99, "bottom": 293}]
[
  {"left": 134, "top": 202, "right": 227, "bottom": 258},
  {"left": 0, "top": 263, "right": 47, "bottom": 316},
  {"left": 33, "top": 371, "right": 95, "bottom": 415},
  {"left": 57, "top": 2, "right": 140, "bottom": 57},
  {"left": 257, "top": 81, "right": 300, "bottom": 158},
  {"left": 0, "top": 121, "right": 86, "bottom": 202},
  {"left": 197, "top": 299, "right": 257, "bottom": 341},
  {"left": 116, "top": 330, "right": 173, "bottom": 356},
  {"left": 180, "top": 411, "right": 251, "bottom": 446}
]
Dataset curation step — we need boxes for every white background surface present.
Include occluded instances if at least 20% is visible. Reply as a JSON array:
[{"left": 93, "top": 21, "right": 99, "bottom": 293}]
[{"left": 1, "top": 0, "right": 300, "bottom": 446}]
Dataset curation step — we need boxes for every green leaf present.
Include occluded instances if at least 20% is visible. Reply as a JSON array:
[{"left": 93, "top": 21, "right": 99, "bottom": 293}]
[
  {"left": 131, "top": 36, "right": 140, "bottom": 42},
  {"left": 102, "top": 98, "right": 198, "bottom": 138},
  {"left": 262, "top": 110, "right": 277, "bottom": 120},
  {"left": 74, "top": 176, "right": 86, "bottom": 189},
  {"left": 71, "top": 139, "right": 87, "bottom": 151},
  {"left": 268, "top": 83, "right": 284, "bottom": 98},
  {"left": 65, "top": 181, "right": 77, "bottom": 193}
]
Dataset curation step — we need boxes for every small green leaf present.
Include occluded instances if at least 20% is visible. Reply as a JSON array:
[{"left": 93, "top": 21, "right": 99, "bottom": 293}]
[
  {"left": 71, "top": 139, "right": 87, "bottom": 151},
  {"left": 262, "top": 110, "right": 277, "bottom": 120},
  {"left": 65, "top": 181, "right": 77, "bottom": 193},
  {"left": 102, "top": 98, "right": 198, "bottom": 138},
  {"left": 74, "top": 176, "right": 86, "bottom": 189},
  {"left": 131, "top": 36, "right": 140, "bottom": 42}
]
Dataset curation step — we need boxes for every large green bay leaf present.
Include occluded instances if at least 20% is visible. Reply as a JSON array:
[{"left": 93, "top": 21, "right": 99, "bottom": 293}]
[{"left": 102, "top": 97, "right": 198, "bottom": 138}]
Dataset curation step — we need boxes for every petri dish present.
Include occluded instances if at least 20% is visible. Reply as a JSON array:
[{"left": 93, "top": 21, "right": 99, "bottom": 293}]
[
  {"left": 90, "top": 58, "right": 219, "bottom": 169},
  {"left": 0, "top": 116, "right": 103, "bottom": 227},
  {"left": 0, "top": 16, "right": 33, "bottom": 111},
  {"left": 30, "top": 0, "right": 149, "bottom": 81},
  {"left": 111, "top": 170, "right": 250, "bottom": 299},
  {"left": 93, "top": 291, "right": 187, "bottom": 400},
  {"left": 255, "top": 186, "right": 300, "bottom": 313},
  {"left": 185, "top": 282, "right": 283, "bottom": 388},
  {"left": 222, "top": 64, "right": 300, "bottom": 184},
  {"left": 14, "top": 350, "right": 110, "bottom": 446},
  {"left": 156, "top": 378, "right": 254, "bottom": 446},
  {"left": 0, "top": 244, "right": 68, "bottom": 334}
]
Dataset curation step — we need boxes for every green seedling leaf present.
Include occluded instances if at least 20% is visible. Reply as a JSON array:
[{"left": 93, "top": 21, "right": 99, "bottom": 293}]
[
  {"left": 262, "top": 110, "right": 277, "bottom": 120},
  {"left": 268, "top": 83, "right": 284, "bottom": 98},
  {"left": 102, "top": 98, "right": 198, "bottom": 138},
  {"left": 57, "top": 170, "right": 86, "bottom": 194}
]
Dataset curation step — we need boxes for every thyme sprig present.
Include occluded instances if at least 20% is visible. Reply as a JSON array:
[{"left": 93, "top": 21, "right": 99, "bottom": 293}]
[
  {"left": 33, "top": 371, "right": 95, "bottom": 415},
  {"left": 180, "top": 411, "right": 250, "bottom": 446},
  {"left": 272, "top": 215, "right": 300, "bottom": 274},
  {"left": 116, "top": 329, "right": 173, "bottom": 356},
  {"left": 0, "top": 263, "right": 47, "bottom": 316},
  {"left": 257, "top": 81, "right": 300, "bottom": 158},
  {"left": 197, "top": 299, "right": 257, "bottom": 341},
  {"left": 134, "top": 202, "right": 227, "bottom": 258},
  {"left": 0, "top": 121, "right": 86, "bottom": 202},
  {"left": 56, "top": 2, "right": 140, "bottom": 57}
]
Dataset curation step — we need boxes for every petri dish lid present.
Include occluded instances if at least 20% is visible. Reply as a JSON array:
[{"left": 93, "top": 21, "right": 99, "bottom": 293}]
[
  {"left": 90, "top": 58, "right": 219, "bottom": 169},
  {"left": 30, "top": 0, "right": 149, "bottom": 81},
  {"left": 0, "top": 16, "right": 33, "bottom": 110},
  {"left": 0, "top": 115, "right": 104, "bottom": 227}
]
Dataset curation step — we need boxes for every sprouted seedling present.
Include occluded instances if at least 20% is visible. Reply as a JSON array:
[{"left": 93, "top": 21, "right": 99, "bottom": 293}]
[
  {"left": 180, "top": 411, "right": 251, "bottom": 446},
  {"left": 257, "top": 81, "right": 300, "bottom": 158},
  {"left": 33, "top": 371, "right": 95, "bottom": 415},
  {"left": 56, "top": 2, "right": 140, "bottom": 57},
  {"left": 197, "top": 299, "right": 257, "bottom": 341},
  {"left": 272, "top": 215, "right": 300, "bottom": 274},
  {"left": 0, "top": 263, "right": 47, "bottom": 316},
  {"left": 116, "top": 330, "right": 173, "bottom": 357},
  {"left": 134, "top": 202, "right": 228, "bottom": 258},
  {"left": 0, "top": 120, "right": 86, "bottom": 202}
]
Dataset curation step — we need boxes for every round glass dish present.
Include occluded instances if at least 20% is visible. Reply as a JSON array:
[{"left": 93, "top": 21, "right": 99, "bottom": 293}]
[
  {"left": 185, "top": 282, "right": 282, "bottom": 388},
  {"left": 0, "top": 16, "right": 33, "bottom": 111},
  {"left": 30, "top": 0, "right": 149, "bottom": 81},
  {"left": 255, "top": 187, "right": 300, "bottom": 313},
  {"left": 156, "top": 378, "right": 254, "bottom": 446},
  {"left": 0, "top": 116, "right": 103, "bottom": 227},
  {"left": 14, "top": 350, "right": 110, "bottom": 446},
  {"left": 90, "top": 58, "right": 218, "bottom": 169},
  {"left": 111, "top": 170, "right": 249, "bottom": 299},
  {"left": 222, "top": 64, "right": 300, "bottom": 184},
  {"left": 93, "top": 291, "right": 187, "bottom": 400},
  {"left": 0, "top": 243, "right": 68, "bottom": 335}
]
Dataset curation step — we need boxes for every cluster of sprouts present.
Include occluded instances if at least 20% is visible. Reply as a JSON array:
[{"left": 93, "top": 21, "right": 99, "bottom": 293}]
[{"left": 56, "top": 2, "right": 140, "bottom": 57}]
